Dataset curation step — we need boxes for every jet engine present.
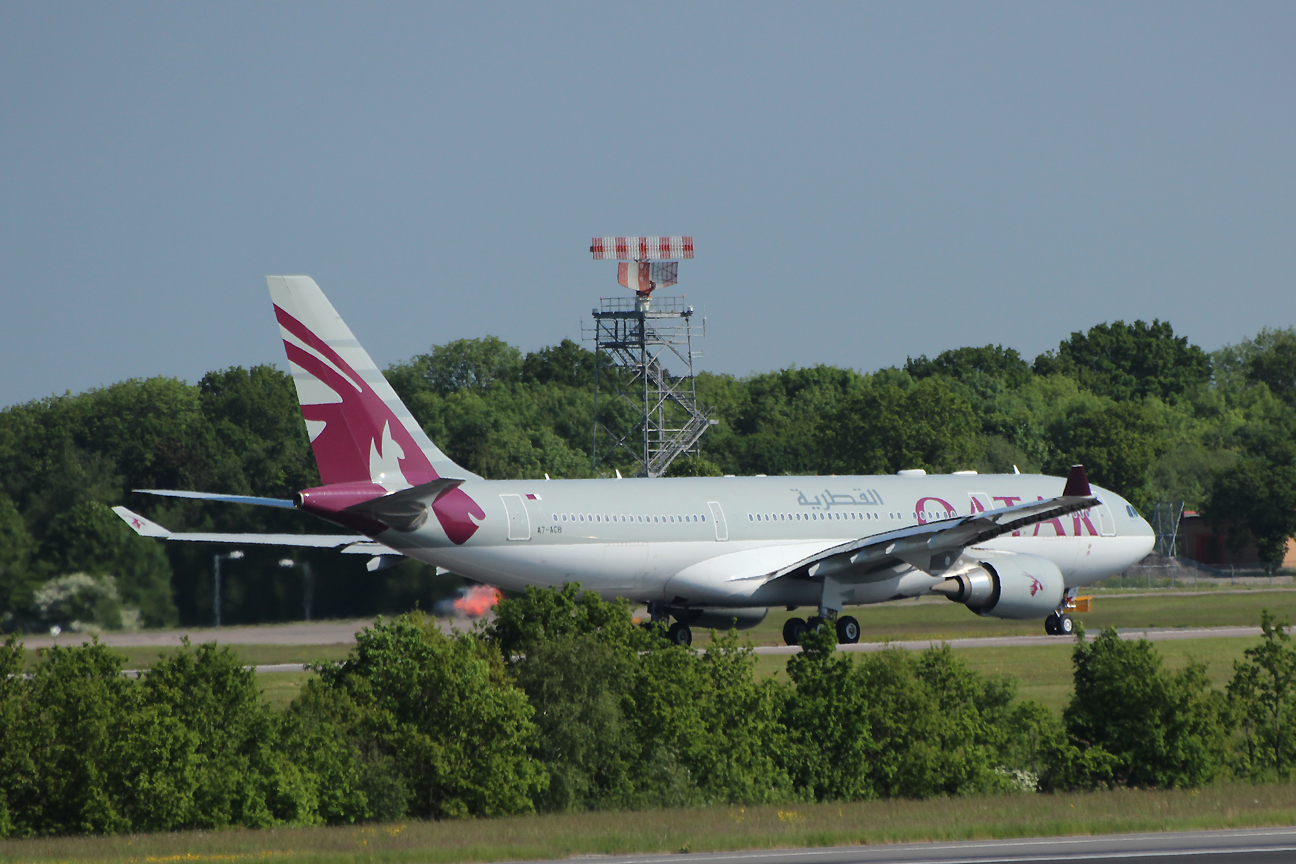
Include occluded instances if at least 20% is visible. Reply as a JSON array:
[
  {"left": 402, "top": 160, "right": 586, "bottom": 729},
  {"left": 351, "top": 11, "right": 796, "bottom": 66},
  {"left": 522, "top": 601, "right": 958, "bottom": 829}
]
[
  {"left": 931, "top": 556, "right": 1064, "bottom": 619},
  {"left": 671, "top": 606, "right": 768, "bottom": 630}
]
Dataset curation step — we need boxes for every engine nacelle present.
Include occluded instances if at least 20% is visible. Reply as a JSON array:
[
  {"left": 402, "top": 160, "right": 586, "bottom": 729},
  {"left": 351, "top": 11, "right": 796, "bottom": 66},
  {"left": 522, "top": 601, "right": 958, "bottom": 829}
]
[
  {"left": 932, "top": 556, "right": 1065, "bottom": 620},
  {"left": 671, "top": 606, "right": 768, "bottom": 630}
]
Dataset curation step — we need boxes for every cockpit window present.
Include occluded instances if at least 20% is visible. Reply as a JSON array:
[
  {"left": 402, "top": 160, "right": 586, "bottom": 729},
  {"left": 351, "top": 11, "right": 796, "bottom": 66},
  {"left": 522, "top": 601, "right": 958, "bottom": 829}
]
[{"left": 1126, "top": 504, "right": 1137, "bottom": 518}]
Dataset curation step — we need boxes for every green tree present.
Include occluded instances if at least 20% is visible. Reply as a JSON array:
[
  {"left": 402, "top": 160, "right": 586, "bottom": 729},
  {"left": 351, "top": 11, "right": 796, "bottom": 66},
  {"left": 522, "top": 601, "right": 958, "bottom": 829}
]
[
  {"left": 906, "top": 344, "right": 1033, "bottom": 389},
  {"left": 141, "top": 641, "right": 317, "bottom": 828},
  {"left": 664, "top": 455, "right": 724, "bottom": 477},
  {"left": 0, "top": 495, "right": 36, "bottom": 617},
  {"left": 1046, "top": 402, "right": 1168, "bottom": 507},
  {"left": 37, "top": 501, "right": 177, "bottom": 628},
  {"left": 1204, "top": 442, "right": 1296, "bottom": 566},
  {"left": 819, "top": 377, "right": 981, "bottom": 475},
  {"left": 1034, "top": 319, "right": 1211, "bottom": 401},
  {"left": 310, "top": 615, "right": 544, "bottom": 819},
  {"left": 483, "top": 583, "right": 653, "bottom": 662},
  {"left": 198, "top": 365, "right": 319, "bottom": 497},
  {"left": 398, "top": 337, "right": 523, "bottom": 396},
  {"left": 0, "top": 640, "right": 201, "bottom": 836},
  {"left": 1064, "top": 628, "right": 1228, "bottom": 788},
  {"left": 702, "top": 365, "right": 866, "bottom": 476},
  {"left": 514, "top": 633, "right": 636, "bottom": 811},
  {"left": 1228, "top": 611, "right": 1296, "bottom": 779},
  {"left": 522, "top": 339, "right": 597, "bottom": 388},
  {"left": 781, "top": 629, "right": 876, "bottom": 800}
]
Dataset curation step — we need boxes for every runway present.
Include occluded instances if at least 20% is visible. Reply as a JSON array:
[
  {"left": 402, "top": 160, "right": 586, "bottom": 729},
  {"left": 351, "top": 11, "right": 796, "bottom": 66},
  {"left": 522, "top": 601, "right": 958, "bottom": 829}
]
[
  {"left": 18, "top": 621, "right": 1266, "bottom": 670},
  {"left": 513, "top": 827, "right": 1296, "bottom": 863},
  {"left": 750, "top": 626, "right": 1265, "bottom": 656}
]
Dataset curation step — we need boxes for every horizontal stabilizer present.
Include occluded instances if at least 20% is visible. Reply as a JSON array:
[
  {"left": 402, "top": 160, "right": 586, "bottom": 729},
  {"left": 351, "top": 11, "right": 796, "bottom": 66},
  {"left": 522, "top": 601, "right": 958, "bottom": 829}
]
[
  {"left": 343, "top": 478, "right": 466, "bottom": 532},
  {"left": 112, "top": 507, "right": 386, "bottom": 554},
  {"left": 134, "top": 489, "right": 296, "bottom": 509}
]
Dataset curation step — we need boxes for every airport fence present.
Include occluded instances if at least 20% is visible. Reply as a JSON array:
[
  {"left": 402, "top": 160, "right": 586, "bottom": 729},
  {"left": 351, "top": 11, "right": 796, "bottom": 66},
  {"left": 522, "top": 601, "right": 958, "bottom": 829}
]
[{"left": 1101, "top": 554, "right": 1293, "bottom": 590}]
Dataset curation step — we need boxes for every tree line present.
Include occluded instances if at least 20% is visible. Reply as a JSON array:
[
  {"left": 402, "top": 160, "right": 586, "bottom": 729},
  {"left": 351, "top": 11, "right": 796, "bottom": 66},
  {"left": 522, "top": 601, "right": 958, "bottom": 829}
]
[
  {"left": 0, "top": 321, "right": 1294, "bottom": 630},
  {"left": 2, "top": 588, "right": 1296, "bottom": 836}
]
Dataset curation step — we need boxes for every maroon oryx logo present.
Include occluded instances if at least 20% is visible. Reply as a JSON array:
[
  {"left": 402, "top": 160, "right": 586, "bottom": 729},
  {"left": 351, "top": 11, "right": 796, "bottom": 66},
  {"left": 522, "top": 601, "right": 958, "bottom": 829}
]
[{"left": 1027, "top": 575, "right": 1043, "bottom": 596}]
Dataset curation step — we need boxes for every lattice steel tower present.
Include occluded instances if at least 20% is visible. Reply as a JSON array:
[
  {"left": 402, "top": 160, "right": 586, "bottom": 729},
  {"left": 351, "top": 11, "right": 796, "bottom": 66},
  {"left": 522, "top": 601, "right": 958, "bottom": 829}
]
[{"left": 587, "top": 236, "right": 715, "bottom": 478}]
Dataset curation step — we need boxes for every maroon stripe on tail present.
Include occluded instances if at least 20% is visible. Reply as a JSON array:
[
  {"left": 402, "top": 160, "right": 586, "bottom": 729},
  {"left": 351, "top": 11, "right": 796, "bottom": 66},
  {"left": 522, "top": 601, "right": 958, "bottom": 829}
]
[{"left": 276, "top": 305, "right": 486, "bottom": 544}]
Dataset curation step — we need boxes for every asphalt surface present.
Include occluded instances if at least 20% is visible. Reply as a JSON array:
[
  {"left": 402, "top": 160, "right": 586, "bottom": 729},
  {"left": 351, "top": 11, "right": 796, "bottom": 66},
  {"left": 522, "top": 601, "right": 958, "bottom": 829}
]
[
  {"left": 750, "top": 626, "right": 1266, "bottom": 656},
  {"left": 17, "top": 620, "right": 1268, "bottom": 670},
  {"left": 516, "top": 827, "right": 1296, "bottom": 863}
]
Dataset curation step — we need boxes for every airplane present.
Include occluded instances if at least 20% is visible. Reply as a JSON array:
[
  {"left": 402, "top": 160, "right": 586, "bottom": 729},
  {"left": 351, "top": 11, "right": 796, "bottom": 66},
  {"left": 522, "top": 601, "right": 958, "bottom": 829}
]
[{"left": 116, "top": 276, "right": 1156, "bottom": 646}]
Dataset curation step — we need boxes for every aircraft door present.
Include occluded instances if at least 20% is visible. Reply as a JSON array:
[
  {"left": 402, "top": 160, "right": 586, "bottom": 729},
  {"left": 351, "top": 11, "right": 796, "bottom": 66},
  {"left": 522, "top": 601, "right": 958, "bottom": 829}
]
[
  {"left": 499, "top": 494, "right": 531, "bottom": 541},
  {"left": 1096, "top": 500, "right": 1116, "bottom": 537},
  {"left": 707, "top": 501, "right": 728, "bottom": 541}
]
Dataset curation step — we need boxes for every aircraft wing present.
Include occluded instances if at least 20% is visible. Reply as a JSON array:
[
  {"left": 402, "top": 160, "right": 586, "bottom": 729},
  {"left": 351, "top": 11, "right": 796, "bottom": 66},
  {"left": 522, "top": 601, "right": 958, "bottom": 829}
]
[
  {"left": 766, "top": 465, "right": 1100, "bottom": 583},
  {"left": 112, "top": 506, "right": 386, "bottom": 555},
  {"left": 134, "top": 489, "right": 296, "bottom": 508}
]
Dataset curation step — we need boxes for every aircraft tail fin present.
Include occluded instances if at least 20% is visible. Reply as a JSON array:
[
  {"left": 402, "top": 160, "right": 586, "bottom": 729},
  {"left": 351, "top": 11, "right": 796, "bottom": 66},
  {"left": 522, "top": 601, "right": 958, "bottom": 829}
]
[{"left": 266, "top": 276, "right": 477, "bottom": 488}]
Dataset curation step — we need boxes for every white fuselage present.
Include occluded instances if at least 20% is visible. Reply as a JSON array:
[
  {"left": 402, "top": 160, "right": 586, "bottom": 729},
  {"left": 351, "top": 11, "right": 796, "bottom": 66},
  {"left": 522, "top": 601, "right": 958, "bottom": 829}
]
[{"left": 360, "top": 472, "right": 1155, "bottom": 610}]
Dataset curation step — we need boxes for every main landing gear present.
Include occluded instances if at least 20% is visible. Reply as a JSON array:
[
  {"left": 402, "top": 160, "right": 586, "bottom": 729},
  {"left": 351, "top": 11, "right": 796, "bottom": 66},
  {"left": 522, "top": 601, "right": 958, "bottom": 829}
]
[
  {"left": 783, "top": 613, "right": 860, "bottom": 646},
  {"left": 646, "top": 603, "right": 694, "bottom": 647},
  {"left": 1044, "top": 612, "right": 1074, "bottom": 636}
]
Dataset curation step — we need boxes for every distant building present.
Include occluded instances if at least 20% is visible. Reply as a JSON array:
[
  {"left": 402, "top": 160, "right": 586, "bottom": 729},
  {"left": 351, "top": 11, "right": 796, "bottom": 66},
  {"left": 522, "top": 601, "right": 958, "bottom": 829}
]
[{"left": 1177, "top": 511, "right": 1296, "bottom": 568}]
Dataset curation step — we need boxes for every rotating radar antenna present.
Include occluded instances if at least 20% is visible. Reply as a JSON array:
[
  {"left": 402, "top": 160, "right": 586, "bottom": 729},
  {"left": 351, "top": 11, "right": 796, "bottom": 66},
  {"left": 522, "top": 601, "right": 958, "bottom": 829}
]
[{"left": 586, "top": 237, "right": 715, "bottom": 478}]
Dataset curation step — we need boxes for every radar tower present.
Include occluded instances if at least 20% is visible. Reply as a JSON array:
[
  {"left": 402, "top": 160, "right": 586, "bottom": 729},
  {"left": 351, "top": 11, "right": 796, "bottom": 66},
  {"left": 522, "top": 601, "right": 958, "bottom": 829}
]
[{"left": 586, "top": 236, "right": 715, "bottom": 477}]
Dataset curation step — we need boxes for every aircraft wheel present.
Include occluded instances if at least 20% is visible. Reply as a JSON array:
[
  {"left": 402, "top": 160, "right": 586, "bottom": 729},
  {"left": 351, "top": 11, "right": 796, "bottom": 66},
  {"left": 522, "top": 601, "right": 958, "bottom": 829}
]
[
  {"left": 836, "top": 615, "right": 860, "bottom": 645},
  {"left": 666, "top": 621, "right": 692, "bottom": 647},
  {"left": 1044, "top": 614, "right": 1060, "bottom": 636},
  {"left": 783, "top": 617, "right": 807, "bottom": 646},
  {"left": 1057, "top": 614, "right": 1075, "bottom": 636},
  {"left": 806, "top": 616, "right": 828, "bottom": 634}
]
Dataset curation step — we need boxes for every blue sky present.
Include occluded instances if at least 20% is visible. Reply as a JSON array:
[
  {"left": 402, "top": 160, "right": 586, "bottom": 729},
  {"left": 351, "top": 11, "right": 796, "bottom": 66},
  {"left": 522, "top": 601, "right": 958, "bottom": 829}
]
[{"left": 2, "top": 2, "right": 1292, "bottom": 407}]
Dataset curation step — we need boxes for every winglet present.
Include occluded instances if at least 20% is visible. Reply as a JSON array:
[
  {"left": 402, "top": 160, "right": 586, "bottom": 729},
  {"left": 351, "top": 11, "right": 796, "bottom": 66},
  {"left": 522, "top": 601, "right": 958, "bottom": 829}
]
[
  {"left": 1062, "top": 465, "right": 1091, "bottom": 497},
  {"left": 112, "top": 506, "right": 171, "bottom": 538}
]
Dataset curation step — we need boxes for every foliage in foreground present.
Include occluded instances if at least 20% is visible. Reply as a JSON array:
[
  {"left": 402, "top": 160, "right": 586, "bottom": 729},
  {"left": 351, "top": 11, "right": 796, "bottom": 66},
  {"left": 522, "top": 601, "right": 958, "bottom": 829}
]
[{"left": 3, "top": 591, "right": 1296, "bottom": 838}]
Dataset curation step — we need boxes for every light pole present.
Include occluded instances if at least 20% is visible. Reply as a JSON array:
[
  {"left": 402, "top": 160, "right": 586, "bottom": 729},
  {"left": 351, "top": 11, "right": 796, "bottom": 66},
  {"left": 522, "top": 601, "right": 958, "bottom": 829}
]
[
  {"left": 279, "top": 558, "right": 315, "bottom": 621},
  {"left": 214, "top": 550, "right": 244, "bottom": 627}
]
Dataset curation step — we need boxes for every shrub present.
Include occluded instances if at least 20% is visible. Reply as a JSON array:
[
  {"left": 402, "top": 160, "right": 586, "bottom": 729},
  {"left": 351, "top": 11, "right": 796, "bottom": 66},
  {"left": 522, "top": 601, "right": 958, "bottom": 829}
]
[
  {"left": 1063, "top": 628, "right": 1229, "bottom": 789},
  {"left": 302, "top": 615, "right": 545, "bottom": 820}
]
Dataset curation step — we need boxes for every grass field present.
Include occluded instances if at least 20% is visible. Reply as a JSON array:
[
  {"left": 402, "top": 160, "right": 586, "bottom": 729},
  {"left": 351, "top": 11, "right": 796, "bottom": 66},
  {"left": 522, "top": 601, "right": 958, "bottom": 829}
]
[
  {"left": 750, "top": 635, "right": 1258, "bottom": 713},
  {"left": 4, "top": 783, "right": 1296, "bottom": 863},
  {"left": 707, "top": 588, "right": 1296, "bottom": 647}
]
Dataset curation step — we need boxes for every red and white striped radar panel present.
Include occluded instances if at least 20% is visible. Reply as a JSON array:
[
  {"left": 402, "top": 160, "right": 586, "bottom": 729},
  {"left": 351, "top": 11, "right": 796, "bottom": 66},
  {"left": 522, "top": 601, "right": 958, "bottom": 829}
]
[
  {"left": 591, "top": 236, "right": 694, "bottom": 260},
  {"left": 618, "top": 262, "right": 679, "bottom": 296}
]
